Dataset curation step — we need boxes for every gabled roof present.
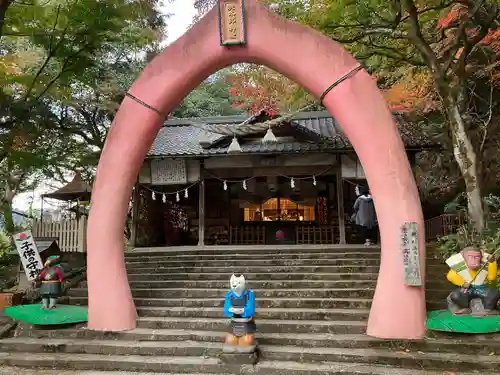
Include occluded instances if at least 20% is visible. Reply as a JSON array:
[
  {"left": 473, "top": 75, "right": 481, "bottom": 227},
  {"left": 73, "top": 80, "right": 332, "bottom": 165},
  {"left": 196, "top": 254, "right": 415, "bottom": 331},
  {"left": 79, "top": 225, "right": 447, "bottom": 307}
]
[
  {"left": 148, "top": 111, "right": 436, "bottom": 158},
  {"left": 42, "top": 172, "right": 92, "bottom": 202}
]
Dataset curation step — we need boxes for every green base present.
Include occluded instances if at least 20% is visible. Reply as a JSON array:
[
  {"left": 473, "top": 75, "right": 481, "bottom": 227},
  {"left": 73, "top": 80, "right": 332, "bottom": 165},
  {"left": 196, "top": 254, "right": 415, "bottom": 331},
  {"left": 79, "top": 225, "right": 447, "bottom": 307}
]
[
  {"left": 3, "top": 304, "right": 88, "bottom": 326},
  {"left": 427, "top": 309, "right": 500, "bottom": 333}
]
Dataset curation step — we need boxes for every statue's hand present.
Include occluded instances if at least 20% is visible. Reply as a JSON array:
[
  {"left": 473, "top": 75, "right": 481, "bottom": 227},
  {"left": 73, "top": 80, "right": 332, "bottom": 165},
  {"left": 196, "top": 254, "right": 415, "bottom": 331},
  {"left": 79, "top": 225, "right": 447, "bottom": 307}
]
[
  {"left": 489, "top": 254, "right": 497, "bottom": 263},
  {"left": 231, "top": 308, "right": 244, "bottom": 315}
]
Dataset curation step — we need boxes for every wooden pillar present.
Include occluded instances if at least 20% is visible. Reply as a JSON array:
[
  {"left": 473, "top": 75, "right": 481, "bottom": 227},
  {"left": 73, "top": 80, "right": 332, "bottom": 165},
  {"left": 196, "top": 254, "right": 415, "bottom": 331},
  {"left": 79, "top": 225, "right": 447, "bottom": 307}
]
[
  {"left": 336, "top": 169, "right": 346, "bottom": 244},
  {"left": 130, "top": 183, "right": 140, "bottom": 248},
  {"left": 198, "top": 161, "right": 205, "bottom": 246}
]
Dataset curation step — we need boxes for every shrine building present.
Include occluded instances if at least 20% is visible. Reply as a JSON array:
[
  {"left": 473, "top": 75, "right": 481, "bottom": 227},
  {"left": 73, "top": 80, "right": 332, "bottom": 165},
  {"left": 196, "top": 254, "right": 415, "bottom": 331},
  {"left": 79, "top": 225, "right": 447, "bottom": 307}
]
[{"left": 131, "top": 111, "right": 436, "bottom": 247}]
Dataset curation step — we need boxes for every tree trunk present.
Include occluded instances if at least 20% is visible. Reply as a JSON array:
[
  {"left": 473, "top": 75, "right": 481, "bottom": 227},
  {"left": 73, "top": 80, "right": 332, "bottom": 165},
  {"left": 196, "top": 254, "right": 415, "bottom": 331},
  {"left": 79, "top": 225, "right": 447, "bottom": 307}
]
[
  {"left": 0, "top": 0, "right": 12, "bottom": 40},
  {"left": 443, "top": 93, "right": 484, "bottom": 233},
  {"left": 1, "top": 182, "right": 15, "bottom": 235}
]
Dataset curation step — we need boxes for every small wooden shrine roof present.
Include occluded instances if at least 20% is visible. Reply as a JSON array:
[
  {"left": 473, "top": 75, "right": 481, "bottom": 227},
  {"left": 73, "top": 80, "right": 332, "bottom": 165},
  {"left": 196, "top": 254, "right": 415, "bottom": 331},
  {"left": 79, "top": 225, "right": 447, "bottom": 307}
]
[{"left": 42, "top": 172, "right": 92, "bottom": 202}]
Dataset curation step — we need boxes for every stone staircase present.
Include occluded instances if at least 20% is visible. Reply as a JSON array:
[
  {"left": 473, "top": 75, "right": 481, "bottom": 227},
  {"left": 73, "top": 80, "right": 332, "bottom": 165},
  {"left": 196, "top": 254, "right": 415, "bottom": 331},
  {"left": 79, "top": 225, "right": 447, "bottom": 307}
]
[{"left": 1, "top": 245, "right": 500, "bottom": 374}]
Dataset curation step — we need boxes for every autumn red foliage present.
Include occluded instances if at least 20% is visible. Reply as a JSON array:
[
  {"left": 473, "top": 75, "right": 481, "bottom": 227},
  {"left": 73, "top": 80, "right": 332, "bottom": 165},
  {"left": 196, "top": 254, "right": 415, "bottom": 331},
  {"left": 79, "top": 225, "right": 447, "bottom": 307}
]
[
  {"left": 226, "top": 64, "right": 317, "bottom": 116},
  {"left": 386, "top": 4, "right": 499, "bottom": 113},
  {"left": 227, "top": 72, "right": 282, "bottom": 116},
  {"left": 437, "top": 4, "right": 499, "bottom": 56}
]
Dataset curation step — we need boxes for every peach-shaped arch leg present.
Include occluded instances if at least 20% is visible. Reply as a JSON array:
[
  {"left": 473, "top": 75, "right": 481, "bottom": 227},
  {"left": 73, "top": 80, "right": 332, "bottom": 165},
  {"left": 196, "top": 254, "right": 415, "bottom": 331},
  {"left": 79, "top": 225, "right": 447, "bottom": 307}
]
[{"left": 86, "top": 0, "right": 426, "bottom": 339}]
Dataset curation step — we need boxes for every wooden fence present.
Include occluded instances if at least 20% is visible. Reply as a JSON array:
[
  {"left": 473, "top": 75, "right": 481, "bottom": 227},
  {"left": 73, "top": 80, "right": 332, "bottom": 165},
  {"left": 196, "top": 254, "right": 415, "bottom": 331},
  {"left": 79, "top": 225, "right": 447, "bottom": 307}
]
[
  {"left": 424, "top": 213, "right": 466, "bottom": 241},
  {"left": 32, "top": 218, "right": 87, "bottom": 252},
  {"left": 296, "top": 225, "right": 336, "bottom": 244},
  {"left": 230, "top": 226, "right": 266, "bottom": 245}
]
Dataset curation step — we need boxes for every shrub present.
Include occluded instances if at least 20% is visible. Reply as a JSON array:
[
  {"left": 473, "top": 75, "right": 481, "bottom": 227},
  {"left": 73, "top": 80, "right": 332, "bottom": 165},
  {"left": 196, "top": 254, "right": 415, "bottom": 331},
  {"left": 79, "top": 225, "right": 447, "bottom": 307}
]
[{"left": 437, "top": 194, "right": 500, "bottom": 261}]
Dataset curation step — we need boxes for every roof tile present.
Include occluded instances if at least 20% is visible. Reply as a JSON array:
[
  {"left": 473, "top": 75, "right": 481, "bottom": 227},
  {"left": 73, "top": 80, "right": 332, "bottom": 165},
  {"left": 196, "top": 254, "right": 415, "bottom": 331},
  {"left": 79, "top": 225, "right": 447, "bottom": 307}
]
[{"left": 148, "top": 111, "right": 435, "bottom": 157}]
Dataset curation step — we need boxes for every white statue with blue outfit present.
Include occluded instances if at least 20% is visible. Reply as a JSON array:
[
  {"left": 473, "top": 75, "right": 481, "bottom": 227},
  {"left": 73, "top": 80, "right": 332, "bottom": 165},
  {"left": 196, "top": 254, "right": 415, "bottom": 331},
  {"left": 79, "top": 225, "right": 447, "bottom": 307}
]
[{"left": 223, "top": 274, "right": 257, "bottom": 353}]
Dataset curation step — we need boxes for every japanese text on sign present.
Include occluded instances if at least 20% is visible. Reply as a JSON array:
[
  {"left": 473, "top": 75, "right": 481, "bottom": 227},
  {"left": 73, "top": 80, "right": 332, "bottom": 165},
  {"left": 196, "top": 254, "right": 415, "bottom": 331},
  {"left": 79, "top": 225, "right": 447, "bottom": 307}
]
[
  {"left": 219, "top": 0, "right": 245, "bottom": 46},
  {"left": 13, "top": 231, "right": 44, "bottom": 281},
  {"left": 400, "top": 222, "right": 422, "bottom": 287},
  {"left": 225, "top": 3, "right": 238, "bottom": 39}
]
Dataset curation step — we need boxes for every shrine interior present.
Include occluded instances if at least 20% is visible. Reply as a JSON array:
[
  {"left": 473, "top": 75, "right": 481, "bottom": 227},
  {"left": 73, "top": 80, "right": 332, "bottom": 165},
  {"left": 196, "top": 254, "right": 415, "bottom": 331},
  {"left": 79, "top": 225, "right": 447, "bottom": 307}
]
[{"left": 131, "top": 111, "right": 434, "bottom": 248}]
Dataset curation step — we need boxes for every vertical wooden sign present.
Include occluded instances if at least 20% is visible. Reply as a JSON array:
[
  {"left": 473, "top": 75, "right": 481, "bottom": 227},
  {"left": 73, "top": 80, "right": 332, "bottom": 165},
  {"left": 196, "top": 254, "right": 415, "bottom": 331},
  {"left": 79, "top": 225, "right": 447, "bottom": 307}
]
[
  {"left": 218, "top": 0, "right": 246, "bottom": 46},
  {"left": 400, "top": 222, "right": 422, "bottom": 286}
]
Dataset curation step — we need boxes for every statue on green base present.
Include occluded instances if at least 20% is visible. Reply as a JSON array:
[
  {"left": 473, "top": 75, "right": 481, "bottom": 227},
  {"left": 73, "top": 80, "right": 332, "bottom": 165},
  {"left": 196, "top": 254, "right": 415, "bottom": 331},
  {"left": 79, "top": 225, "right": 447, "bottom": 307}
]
[
  {"left": 35, "top": 255, "right": 64, "bottom": 310},
  {"left": 446, "top": 247, "right": 500, "bottom": 316}
]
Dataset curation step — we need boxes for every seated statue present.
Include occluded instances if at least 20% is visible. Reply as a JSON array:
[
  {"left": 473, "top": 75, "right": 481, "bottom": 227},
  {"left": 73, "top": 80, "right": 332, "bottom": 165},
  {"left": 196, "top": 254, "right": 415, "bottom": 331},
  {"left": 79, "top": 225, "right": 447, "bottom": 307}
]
[
  {"left": 223, "top": 274, "right": 257, "bottom": 354},
  {"left": 446, "top": 247, "right": 499, "bottom": 316},
  {"left": 36, "top": 255, "right": 65, "bottom": 310}
]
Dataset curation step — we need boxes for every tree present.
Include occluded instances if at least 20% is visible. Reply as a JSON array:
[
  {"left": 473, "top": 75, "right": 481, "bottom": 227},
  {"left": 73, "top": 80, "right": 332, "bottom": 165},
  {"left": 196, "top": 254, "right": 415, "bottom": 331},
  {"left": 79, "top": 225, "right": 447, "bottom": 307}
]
[
  {"left": 0, "top": 0, "right": 12, "bottom": 39},
  {"left": 0, "top": 0, "right": 166, "bottom": 233},
  {"left": 227, "top": 64, "right": 322, "bottom": 115},
  {"left": 172, "top": 69, "right": 246, "bottom": 118},
  {"left": 262, "top": 0, "right": 499, "bottom": 233}
]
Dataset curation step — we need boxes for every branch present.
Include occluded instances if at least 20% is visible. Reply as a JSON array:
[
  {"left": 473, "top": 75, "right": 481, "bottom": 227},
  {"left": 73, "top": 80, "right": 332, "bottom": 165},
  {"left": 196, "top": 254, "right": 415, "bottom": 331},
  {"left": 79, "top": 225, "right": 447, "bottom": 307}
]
[
  {"left": 35, "top": 43, "right": 92, "bottom": 100},
  {"left": 479, "top": 83, "right": 494, "bottom": 154},
  {"left": 23, "top": 5, "right": 64, "bottom": 100},
  {"left": 0, "top": 0, "right": 13, "bottom": 40},
  {"left": 358, "top": 38, "right": 425, "bottom": 66},
  {"left": 330, "top": 27, "right": 408, "bottom": 44},
  {"left": 399, "top": 0, "right": 455, "bottom": 23},
  {"left": 440, "top": 0, "right": 491, "bottom": 73},
  {"left": 456, "top": 3, "right": 499, "bottom": 74},
  {"left": 402, "top": 0, "right": 440, "bottom": 72}
]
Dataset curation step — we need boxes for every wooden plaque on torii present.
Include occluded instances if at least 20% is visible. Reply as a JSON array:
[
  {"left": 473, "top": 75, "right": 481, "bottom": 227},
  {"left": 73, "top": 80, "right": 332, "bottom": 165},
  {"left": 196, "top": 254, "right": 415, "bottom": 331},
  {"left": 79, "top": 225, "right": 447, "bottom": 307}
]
[{"left": 218, "top": 0, "right": 246, "bottom": 46}]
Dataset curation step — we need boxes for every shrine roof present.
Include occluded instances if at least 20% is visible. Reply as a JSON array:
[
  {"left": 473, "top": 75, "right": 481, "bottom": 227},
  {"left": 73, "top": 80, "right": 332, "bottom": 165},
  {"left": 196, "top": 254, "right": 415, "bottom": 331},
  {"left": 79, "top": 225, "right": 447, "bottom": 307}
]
[
  {"left": 148, "top": 111, "right": 438, "bottom": 157},
  {"left": 42, "top": 172, "right": 92, "bottom": 201}
]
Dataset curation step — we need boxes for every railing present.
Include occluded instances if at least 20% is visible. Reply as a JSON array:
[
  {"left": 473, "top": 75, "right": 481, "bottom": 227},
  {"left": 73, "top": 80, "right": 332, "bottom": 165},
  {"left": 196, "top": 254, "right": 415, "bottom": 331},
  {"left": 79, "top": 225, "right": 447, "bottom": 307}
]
[
  {"left": 296, "top": 225, "right": 336, "bottom": 244},
  {"left": 32, "top": 218, "right": 87, "bottom": 252},
  {"left": 425, "top": 213, "right": 466, "bottom": 241},
  {"left": 230, "top": 226, "right": 266, "bottom": 245}
]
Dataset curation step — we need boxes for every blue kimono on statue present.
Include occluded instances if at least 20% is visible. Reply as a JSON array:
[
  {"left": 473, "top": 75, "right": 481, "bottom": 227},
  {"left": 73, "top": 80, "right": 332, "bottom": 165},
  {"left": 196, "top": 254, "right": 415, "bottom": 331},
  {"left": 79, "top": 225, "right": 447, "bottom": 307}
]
[{"left": 223, "top": 274, "right": 257, "bottom": 349}]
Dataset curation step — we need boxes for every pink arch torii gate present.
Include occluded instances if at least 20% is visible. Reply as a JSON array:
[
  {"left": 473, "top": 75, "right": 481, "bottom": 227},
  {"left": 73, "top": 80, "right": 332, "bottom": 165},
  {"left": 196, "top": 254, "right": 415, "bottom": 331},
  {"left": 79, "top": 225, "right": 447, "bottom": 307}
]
[{"left": 86, "top": 0, "right": 426, "bottom": 339}]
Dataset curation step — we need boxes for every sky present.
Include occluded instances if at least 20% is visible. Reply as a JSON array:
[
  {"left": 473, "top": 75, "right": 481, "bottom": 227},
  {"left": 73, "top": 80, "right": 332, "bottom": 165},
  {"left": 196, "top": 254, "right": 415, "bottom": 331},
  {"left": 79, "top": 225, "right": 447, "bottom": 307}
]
[
  {"left": 12, "top": 0, "right": 198, "bottom": 213},
  {"left": 160, "top": 0, "right": 197, "bottom": 44}
]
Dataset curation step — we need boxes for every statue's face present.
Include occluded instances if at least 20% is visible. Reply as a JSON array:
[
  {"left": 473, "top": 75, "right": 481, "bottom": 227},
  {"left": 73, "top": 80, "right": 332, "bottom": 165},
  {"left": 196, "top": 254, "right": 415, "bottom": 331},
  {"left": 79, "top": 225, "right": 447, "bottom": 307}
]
[
  {"left": 463, "top": 249, "right": 482, "bottom": 270},
  {"left": 230, "top": 274, "right": 246, "bottom": 297}
]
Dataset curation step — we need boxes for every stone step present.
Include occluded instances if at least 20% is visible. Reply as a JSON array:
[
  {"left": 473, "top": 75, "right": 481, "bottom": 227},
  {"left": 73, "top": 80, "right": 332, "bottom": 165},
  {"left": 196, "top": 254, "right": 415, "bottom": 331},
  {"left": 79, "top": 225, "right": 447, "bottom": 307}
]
[
  {"left": 68, "top": 296, "right": 374, "bottom": 309},
  {"left": 135, "top": 317, "right": 367, "bottom": 334},
  {"left": 0, "top": 368, "right": 233, "bottom": 375},
  {"left": 67, "top": 296, "right": 444, "bottom": 310},
  {"left": 125, "top": 245, "right": 382, "bottom": 257},
  {"left": 125, "top": 251, "right": 384, "bottom": 261},
  {"left": 0, "top": 346, "right": 498, "bottom": 372},
  {"left": 68, "top": 287, "right": 448, "bottom": 300},
  {"left": 0, "top": 365, "right": 489, "bottom": 375},
  {"left": 127, "top": 272, "right": 381, "bottom": 281},
  {"left": 82, "top": 279, "right": 449, "bottom": 290},
  {"left": 257, "top": 345, "right": 499, "bottom": 371},
  {"left": 17, "top": 327, "right": 500, "bottom": 354},
  {"left": 136, "top": 306, "right": 370, "bottom": 320},
  {"left": 0, "top": 352, "right": 224, "bottom": 373},
  {"left": 114, "top": 279, "right": 380, "bottom": 289},
  {"left": 126, "top": 258, "right": 387, "bottom": 267},
  {"left": 124, "top": 265, "right": 384, "bottom": 273},
  {"left": 125, "top": 258, "right": 445, "bottom": 269},
  {"left": 122, "top": 265, "right": 446, "bottom": 274},
  {"left": 68, "top": 287, "right": 373, "bottom": 299},
  {"left": 125, "top": 253, "right": 445, "bottom": 267},
  {"left": 124, "top": 252, "right": 442, "bottom": 262}
]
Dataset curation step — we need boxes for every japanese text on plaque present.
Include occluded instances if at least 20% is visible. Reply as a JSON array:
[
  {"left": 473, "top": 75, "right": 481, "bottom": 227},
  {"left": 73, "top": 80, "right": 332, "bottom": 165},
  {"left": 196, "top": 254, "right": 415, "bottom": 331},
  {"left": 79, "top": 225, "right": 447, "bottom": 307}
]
[
  {"left": 400, "top": 222, "right": 422, "bottom": 286},
  {"left": 225, "top": 3, "right": 239, "bottom": 40}
]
